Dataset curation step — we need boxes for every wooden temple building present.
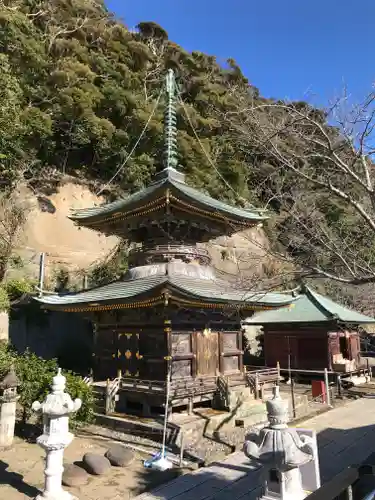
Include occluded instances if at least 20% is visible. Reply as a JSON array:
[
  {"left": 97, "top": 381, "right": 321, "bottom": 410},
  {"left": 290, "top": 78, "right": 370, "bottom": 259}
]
[
  {"left": 35, "top": 70, "right": 295, "bottom": 415},
  {"left": 244, "top": 284, "right": 375, "bottom": 373}
]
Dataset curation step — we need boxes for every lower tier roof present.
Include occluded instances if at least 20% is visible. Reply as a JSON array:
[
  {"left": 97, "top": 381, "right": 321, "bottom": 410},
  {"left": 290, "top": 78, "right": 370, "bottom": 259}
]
[
  {"left": 34, "top": 274, "right": 295, "bottom": 312},
  {"left": 243, "top": 285, "right": 375, "bottom": 325}
]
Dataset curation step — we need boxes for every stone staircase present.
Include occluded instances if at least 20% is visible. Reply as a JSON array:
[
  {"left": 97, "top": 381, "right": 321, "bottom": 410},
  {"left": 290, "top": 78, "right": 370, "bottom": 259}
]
[{"left": 92, "top": 382, "right": 106, "bottom": 415}]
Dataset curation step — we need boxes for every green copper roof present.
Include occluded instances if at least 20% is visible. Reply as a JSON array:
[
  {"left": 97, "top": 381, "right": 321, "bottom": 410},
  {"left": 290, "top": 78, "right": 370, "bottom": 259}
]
[
  {"left": 69, "top": 69, "right": 267, "bottom": 226},
  {"left": 69, "top": 166, "right": 266, "bottom": 224},
  {"left": 244, "top": 285, "right": 375, "bottom": 325},
  {"left": 34, "top": 275, "right": 293, "bottom": 309},
  {"left": 70, "top": 167, "right": 267, "bottom": 222}
]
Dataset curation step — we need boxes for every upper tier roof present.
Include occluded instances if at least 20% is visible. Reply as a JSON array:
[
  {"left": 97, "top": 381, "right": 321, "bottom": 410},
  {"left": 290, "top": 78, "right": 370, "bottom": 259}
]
[
  {"left": 34, "top": 272, "right": 294, "bottom": 312},
  {"left": 69, "top": 166, "right": 267, "bottom": 228},
  {"left": 69, "top": 70, "right": 267, "bottom": 233},
  {"left": 243, "top": 285, "right": 375, "bottom": 325}
]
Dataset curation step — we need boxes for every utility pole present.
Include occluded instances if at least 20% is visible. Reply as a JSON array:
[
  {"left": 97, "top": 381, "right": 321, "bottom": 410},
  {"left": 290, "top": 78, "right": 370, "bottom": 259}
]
[{"left": 38, "top": 252, "right": 46, "bottom": 297}]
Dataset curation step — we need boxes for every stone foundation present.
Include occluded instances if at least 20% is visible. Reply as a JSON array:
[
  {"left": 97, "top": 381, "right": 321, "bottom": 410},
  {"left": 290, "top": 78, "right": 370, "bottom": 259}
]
[{"left": 0, "top": 400, "right": 17, "bottom": 448}]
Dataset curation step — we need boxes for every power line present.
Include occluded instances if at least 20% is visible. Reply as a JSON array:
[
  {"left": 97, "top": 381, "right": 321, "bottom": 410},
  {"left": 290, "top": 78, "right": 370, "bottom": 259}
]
[
  {"left": 96, "top": 88, "right": 163, "bottom": 196},
  {"left": 177, "top": 91, "right": 242, "bottom": 201}
]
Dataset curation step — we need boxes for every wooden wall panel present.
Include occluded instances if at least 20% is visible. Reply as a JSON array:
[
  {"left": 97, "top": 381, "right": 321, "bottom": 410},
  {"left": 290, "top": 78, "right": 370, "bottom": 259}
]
[
  {"left": 223, "top": 355, "right": 239, "bottom": 373},
  {"left": 172, "top": 359, "right": 192, "bottom": 379},
  {"left": 350, "top": 333, "right": 360, "bottom": 363},
  {"left": 196, "top": 331, "right": 219, "bottom": 376},
  {"left": 219, "top": 331, "right": 242, "bottom": 374},
  {"left": 172, "top": 333, "right": 191, "bottom": 355},
  {"left": 94, "top": 329, "right": 117, "bottom": 380},
  {"left": 222, "top": 332, "right": 238, "bottom": 351},
  {"left": 297, "top": 337, "right": 328, "bottom": 370},
  {"left": 265, "top": 326, "right": 330, "bottom": 371}
]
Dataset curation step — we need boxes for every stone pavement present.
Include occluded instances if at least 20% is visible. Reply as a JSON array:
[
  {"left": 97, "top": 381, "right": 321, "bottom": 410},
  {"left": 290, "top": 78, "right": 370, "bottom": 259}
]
[
  {"left": 137, "top": 398, "right": 375, "bottom": 499},
  {"left": 297, "top": 398, "right": 375, "bottom": 483}
]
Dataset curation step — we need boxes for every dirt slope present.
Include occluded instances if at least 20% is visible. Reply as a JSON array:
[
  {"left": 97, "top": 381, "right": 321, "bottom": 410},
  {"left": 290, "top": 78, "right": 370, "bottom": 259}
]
[{"left": 13, "top": 181, "right": 269, "bottom": 284}]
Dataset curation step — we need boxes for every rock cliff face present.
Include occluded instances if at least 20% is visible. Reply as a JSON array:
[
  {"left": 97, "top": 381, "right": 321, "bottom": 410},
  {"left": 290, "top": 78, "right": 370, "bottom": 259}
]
[
  {"left": 203, "top": 226, "right": 269, "bottom": 282},
  {"left": 13, "top": 181, "right": 118, "bottom": 282},
  {"left": 13, "top": 181, "right": 269, "bottom": 285}
]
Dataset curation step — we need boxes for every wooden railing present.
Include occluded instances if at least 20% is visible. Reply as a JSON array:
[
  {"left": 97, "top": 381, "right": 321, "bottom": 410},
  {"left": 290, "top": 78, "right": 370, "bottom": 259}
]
[
  {"left": 128, "top": 244, "right": 211, "bottom": 265},
  {"left": 120, "top": 377, "right": 165, "bottom": 394},
  {"left": 245, "top": 364, "right": 280, "bottom": 399},
  {"left": 305, "top": 461, "right": 375, "bottom": 500},
  {"left": 83, "top": 376, "right": 93, "bottom": 386},
  {"left": 105, "top": 377, "right": 121, "bottom": 414},
  {"left": 120, "top": 375, "right": 219, "bottom": 400}
]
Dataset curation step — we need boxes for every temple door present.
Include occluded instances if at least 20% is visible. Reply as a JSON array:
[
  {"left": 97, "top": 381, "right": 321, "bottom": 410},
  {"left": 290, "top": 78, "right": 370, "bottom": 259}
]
[
  {"left": 196, "top": 330, "right": 219, "bottom": 376},
  {"left": 116, "top": 332, "right": 141, "bottom": 378}
]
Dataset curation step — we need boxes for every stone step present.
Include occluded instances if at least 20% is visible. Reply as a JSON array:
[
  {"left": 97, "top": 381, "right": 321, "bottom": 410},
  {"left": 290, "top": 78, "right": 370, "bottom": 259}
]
[
  {"left": 235, "top": 402, "right": 267, "bottom": 419},
  {"left": 235, "top": 412, "right": 268, "bottom": 429}
]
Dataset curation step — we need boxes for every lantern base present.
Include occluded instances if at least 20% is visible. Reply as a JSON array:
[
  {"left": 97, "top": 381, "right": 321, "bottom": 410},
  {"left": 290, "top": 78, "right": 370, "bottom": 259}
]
[{"left": 34, "top": 491, "right": 78, "bottom": 500}]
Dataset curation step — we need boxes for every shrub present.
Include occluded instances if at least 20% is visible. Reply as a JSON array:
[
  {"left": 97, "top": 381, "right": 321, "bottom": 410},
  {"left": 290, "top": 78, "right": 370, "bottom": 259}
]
[
  {"left": 0, "top": 341, "right": 14, "bottom": 378},
  {"left": 5, "top": 278, "right": 35, "bottom": 300},
  {"left": 0, "top": 286, "right": 10, "bottom": 312},
  {"left": 65, "top": 371, "right": 95, "bottom": 428},
  {"left": 14, "top": 350, "right": 59, "bottom": 424},
  {"left": 0, "top": 343, "right": 94, "bottom": 427}
]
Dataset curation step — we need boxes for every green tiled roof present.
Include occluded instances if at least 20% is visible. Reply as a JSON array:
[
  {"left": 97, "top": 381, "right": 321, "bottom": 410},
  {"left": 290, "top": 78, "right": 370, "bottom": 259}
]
[
  {"left": 244, "top": 285, "right": 375, "bottom": 325},
  {"left": 34, "top": 274, "right": 293, "bottom": 308},
  {"left": 69, "top": 167, "right": 267, "bottom": 224}
]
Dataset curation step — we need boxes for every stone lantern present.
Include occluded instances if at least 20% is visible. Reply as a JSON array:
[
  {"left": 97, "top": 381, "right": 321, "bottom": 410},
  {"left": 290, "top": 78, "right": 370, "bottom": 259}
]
[
  {"left": 32, "top": 368, "right": 82, "bottom": 500},
  {"left": 243, "top": 386, "right": 317, "bottom": 500},
  {"left": 0, "top": 365, "right": 20, "bottom": 448}
]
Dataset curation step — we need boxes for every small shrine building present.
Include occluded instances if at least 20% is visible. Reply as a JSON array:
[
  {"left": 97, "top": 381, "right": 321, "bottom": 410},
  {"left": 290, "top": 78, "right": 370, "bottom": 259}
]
[
  {"left": 35, "top": 70, "right": 295, "bottom": 414},
  {"left": 244, "top": 284, "right": 375, "bottom": 373}
]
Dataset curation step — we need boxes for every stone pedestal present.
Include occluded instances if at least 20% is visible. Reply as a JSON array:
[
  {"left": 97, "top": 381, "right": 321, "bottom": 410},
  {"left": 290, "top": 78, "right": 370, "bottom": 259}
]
[
  {"left": 0, "top": 399, "right": 18, "bottom": 447},
  {"left": 32, "top": 368, "right": 82, "bottom": 500},
  {"left": 243, "top": 386, "right": 319, "bottom": 500},
  {"left": 0, "top": 311, "right": 9, "bottom": 342},
  {"left": 0, "top": 366, "right": 20, "bottom": 448}
]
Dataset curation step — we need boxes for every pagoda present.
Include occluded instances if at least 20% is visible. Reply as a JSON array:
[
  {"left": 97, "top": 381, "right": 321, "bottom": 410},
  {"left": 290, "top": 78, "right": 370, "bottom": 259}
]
[{"left": 36, "top": 70, "right": 294, "bottom": 415}]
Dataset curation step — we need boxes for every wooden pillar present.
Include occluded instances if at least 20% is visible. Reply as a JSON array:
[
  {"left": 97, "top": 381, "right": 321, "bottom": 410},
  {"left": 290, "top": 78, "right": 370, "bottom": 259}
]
[
  {"left": 218, "top": 331, "right": 224, "bottom": 375},
  {"left": 188, "top": 398, "right": 193, "bottom": 415},
  {"left": 238, "top": 329, "right": 244, "bottom": 373},
  {"left": 191, "top": 331, "right": 197, "bottom": 378},
  {"left": 142, "top": 401, "right": 151, "bottom": 417},
  {"left": 164, "top": 319, "right": 172, "bottom": 380},
  {"left": 255, "top": 372, "right": 260, "bottom": 399}
]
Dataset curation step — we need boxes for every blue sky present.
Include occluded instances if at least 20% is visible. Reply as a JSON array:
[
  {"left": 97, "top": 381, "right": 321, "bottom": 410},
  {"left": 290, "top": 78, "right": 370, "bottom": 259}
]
[{"left": 105, "top": 0, "right": 374, "bottom": 106}]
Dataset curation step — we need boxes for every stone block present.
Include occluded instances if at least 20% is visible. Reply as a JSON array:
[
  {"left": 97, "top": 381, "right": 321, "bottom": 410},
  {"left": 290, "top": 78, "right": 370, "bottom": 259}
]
[
  {"left": 62, "top": 464, "right": 89, "bottom": 486},
  {"left": 83, "top": 453, "right": 111, "bottom": 475},
  {"left": 0, "top": 400, "right": 17, "bottom": 448},
  {"left": 105, "top": 444, "right": 135, "bottom": 467}
]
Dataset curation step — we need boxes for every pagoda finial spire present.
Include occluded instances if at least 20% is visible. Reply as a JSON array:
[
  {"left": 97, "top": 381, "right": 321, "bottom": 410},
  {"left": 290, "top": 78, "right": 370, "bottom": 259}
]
[{"left": 163, "top": 69, "right": 178, "bottom": 170}]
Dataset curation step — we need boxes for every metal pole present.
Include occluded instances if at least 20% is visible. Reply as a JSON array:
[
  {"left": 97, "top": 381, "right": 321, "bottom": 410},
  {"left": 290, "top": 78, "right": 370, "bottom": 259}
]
[
  {"left": 38, "top": 252, "right": 46, "bottom": 297},
  {"left": 179, "top": 432, "right": 185, "bottom": 468},
  {"left": 367, "top": 358, "right": 371, "bottom": 379},
  {"left": 346, "top": 484, "right": 353, "bottom": 500},
  {"left": 337, "top": 374, "right": 342, "bottom": 398},
  {"left": 288, "top": 351, "right": 296, "bottom": 418},
  {"left": 291, "top": 376, "right": 296, "bottom": 419},
  {"left": 161, "top": 357, "right": 172, "bottom": 459},
  {"left": 324, "top": 368, "right": 331, "bottom": 406}
]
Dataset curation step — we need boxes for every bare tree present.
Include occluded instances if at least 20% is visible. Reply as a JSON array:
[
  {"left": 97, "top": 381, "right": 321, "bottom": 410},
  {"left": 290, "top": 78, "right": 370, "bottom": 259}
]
[
  {"left": 223, "top": 86, "right": 375, "bottom": 286},
  {"left": 0, "top": 192, "right": 27, "bottom": 282}
]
